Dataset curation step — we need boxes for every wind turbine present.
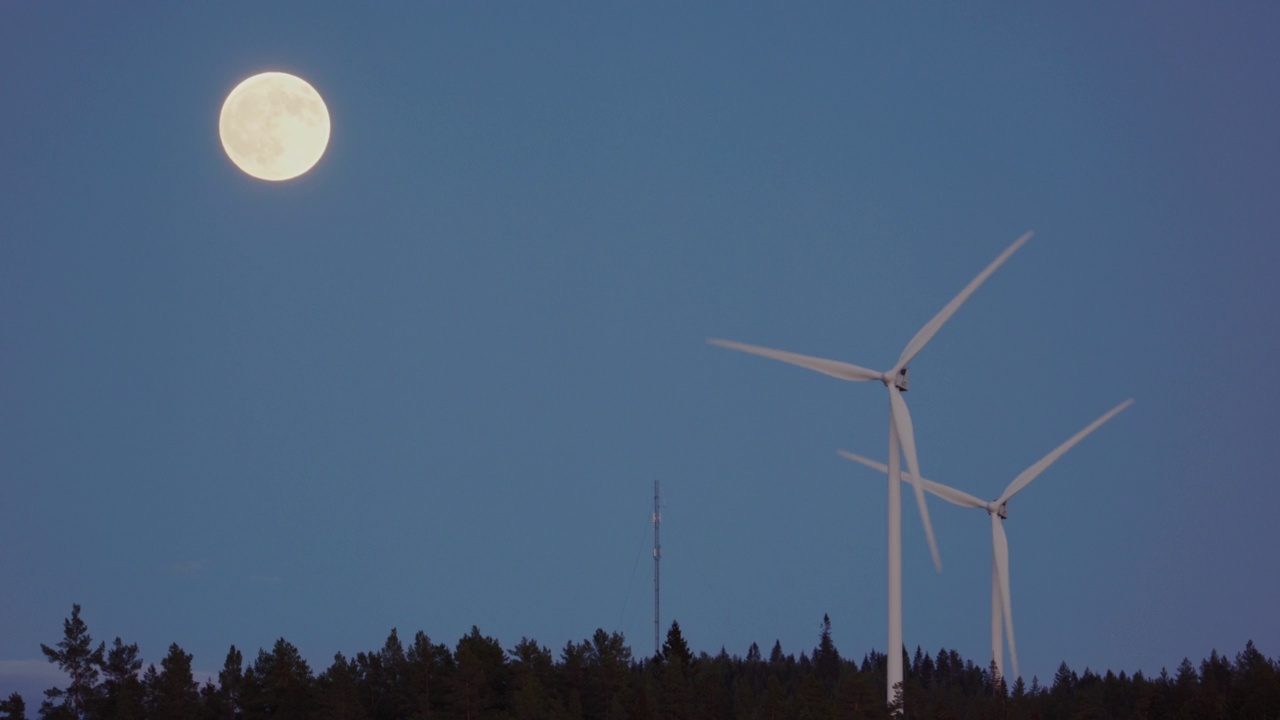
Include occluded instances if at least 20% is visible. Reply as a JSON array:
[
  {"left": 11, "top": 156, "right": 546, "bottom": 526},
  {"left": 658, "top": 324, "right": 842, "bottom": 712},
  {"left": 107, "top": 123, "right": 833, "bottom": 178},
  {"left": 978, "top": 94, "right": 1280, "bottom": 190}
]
[
  {"left": 838, "top": 398, "right": 1133, "bottom": 682},
  {"left": 709, "top": 230, "right": 1032, "bottom": 706}
]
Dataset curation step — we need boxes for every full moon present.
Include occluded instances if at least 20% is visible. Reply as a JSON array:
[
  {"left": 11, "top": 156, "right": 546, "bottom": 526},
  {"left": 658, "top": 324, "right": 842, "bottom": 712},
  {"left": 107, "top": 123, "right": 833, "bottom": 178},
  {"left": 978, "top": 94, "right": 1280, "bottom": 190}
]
[{"left": 219, "top": 72, "right": 330, "bottom": 181}]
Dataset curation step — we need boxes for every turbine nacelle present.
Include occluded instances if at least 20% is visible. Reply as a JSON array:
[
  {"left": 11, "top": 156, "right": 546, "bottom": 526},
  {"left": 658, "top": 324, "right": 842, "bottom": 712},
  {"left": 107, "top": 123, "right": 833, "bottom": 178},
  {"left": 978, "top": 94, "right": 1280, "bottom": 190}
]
[
  {"left": 881, "top": 366, "right": 909, "bottom": 391},
  {"left": 987, "top": 501, "right": 1009, "bottom": 519}
]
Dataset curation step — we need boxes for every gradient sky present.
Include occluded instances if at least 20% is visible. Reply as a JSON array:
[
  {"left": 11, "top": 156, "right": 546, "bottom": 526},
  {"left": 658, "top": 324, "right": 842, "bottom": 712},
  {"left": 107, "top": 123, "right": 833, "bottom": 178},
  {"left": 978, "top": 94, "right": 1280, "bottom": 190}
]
[{"left": 3, "top": 2, "right": 1278, "bottom": 702}]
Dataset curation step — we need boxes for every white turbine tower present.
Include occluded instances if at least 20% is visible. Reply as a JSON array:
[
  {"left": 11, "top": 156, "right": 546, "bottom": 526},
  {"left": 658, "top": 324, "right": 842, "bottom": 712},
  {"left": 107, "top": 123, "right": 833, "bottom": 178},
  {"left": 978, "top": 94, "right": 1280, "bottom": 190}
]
[
  {"left": 710, "top": 230, "right": 1032, "bottom": 706},
  {"left": 838, "top": 398, "right": 1133, "bottom": 682}
]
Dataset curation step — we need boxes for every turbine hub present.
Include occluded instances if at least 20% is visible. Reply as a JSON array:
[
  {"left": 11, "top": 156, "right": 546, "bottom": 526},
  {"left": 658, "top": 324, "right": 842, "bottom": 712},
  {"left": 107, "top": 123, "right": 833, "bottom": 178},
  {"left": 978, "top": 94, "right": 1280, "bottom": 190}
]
[{"left": 990, "top": 501, "right": 1008, "bottom": 519}]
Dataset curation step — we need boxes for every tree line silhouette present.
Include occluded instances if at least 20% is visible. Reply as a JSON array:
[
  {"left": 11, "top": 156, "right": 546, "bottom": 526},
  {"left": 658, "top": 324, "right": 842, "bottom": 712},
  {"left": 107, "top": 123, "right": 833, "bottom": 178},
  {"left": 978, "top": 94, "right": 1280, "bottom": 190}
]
[{"left": 6, "top": 604, "right": 1278, "bottom": 719}]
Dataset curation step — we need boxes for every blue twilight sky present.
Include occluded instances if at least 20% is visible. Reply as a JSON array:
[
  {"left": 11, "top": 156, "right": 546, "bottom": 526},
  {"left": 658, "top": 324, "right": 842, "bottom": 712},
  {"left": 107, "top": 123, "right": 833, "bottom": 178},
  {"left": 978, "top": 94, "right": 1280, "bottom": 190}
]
[{"left": 3, "top": 2, "right": 1278, "bottom": 700}]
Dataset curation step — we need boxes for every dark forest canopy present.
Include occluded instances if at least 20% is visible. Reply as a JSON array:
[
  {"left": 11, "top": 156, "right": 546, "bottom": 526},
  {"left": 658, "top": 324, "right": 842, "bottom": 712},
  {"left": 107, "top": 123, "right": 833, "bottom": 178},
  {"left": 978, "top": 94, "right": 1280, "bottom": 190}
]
[{"left": 9, "top": 605, "right": 1280, "bottom": 720}]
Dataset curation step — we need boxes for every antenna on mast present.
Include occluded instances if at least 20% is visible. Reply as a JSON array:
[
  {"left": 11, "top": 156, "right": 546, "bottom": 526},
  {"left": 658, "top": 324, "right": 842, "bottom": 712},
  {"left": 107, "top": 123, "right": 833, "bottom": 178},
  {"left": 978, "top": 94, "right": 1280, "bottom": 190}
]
[{"left": 653, "top": 479, "right": 662, "bottom": 657}]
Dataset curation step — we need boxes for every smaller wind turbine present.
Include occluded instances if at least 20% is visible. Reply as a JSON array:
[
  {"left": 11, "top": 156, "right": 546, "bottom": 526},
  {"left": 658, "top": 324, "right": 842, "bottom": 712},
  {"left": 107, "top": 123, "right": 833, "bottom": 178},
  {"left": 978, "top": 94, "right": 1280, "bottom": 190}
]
[{"left": 839, "top": 398, "right": 1133, "bottom": 681}]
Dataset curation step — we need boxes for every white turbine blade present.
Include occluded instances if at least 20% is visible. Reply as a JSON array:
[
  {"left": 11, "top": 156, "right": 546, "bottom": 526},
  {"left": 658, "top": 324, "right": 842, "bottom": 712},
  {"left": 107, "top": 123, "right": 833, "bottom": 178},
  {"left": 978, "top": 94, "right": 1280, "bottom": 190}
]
[
  {"left": 708, "top": 338, "right": 881, "bottom": 382},
  {"left": 837, "top": 450, "right": 891, "bottom": 475},
  {"left": 919, "top": 479, "right": 988, "bottom": 510},
  {"left": 888, "top": 386, "right": 942, "bottom": 571},
  {"left": 837, "top": 450, "right": 988, "bottom": 509},
  {"left": 991, "top": 515, "right": 1018, "bottom": 679},
  {"left": 997, "top": 398, "right": 1134, "bottom": 506},
  {"left": 892, "top": 231, "right": 1033, "bottom": 374}
]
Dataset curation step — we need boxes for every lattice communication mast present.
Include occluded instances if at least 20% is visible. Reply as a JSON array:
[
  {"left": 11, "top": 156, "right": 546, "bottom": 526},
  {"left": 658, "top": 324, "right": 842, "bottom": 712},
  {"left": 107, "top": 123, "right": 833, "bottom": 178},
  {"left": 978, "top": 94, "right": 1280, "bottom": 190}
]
[{"left": 653, "top": 480, "right": 662, "bottom": 657}]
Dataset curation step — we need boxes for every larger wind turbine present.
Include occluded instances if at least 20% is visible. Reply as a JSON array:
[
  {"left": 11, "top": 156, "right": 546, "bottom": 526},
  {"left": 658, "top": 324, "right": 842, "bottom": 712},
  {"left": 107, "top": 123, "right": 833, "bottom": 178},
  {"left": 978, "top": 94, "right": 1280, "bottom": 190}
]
[
  {"left": 710, "top": 230, "right": 1032, "bottom": 706},
  {"left": 839, "top": 398, "right": 1133, "bottom": 682}
]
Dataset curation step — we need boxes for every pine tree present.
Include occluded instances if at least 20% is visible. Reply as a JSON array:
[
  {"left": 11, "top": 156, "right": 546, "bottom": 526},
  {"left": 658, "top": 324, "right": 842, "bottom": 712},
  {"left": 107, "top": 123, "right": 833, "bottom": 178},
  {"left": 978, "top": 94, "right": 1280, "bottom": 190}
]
[
  {"left": 584, "top": 629, "right": 631, "bottom": 720},
  {"left": 405, "top": 631, "right": 454, "bottom": 720},
  {"left": 1045, "top": 661, "right": 1076, "bottom": 719},
  {"left": 145, "top": 643, "right": 203, "bottom": 720},
  {"left": 1052, "top": 661, "right": 1075, "bottom": 693},
  {"left": 1008, "top": 676, "right": 1031, "bottom": 720},
  {"left": 359, "top": 628, "right": 410, "bottom": 720},
  {"left": 245, "top": 638, "right": 313, "bottom": 720},
  {"left": 1234, "top": 639, "right": 1280, "bottom": 718},
  {"left": 97, "top": 637, "right": 144, "bottom": 720},
  {"left": 919, "top": 650, "right": 935, "bottom": 691},
  {"left": 1196, "top": 649, "right": 1232, "bottom": 718},
  {"left": 1171, "top": 657, "right": 1198, "bottom": 714},
  {"left": 0, "top": 694, "right": 26, "bottom": 720},
  {"left": 661, "top": 622, "right": 692, "bottom": 667},
  {"left": 39, "top": 604, "right": 105, "bottom": 720},
  {"left": 813, "top": 614, "right": 840, "bottom": 692},
  {"left": 352, "top": 644, "right": 389, "bottom": 720},
  {"left": 657, "top": 622, "right": 694, "bottom": 720},
  {"left": 208, "top": 646, "right": 244, "bottom": 720},
  {"left": 558, "top": 639, "right": 588, "bottom": 720},
  {"left": 452, "top": 626, "right": 509, "bottom": 720},
  {"left": 510, "top": 638, "right": 561, "bottom": 720},
  {"left": 315, "top": 653, "right": 368, "bottom": 720}
]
